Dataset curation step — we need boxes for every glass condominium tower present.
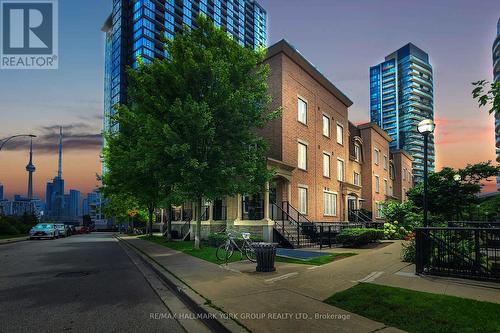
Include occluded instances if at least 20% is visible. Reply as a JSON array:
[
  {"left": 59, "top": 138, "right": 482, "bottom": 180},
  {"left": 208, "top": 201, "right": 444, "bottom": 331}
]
[
  {"left": 370, "top": 43, "right": 435, "bottom": 183},
  {"left": 102, "top": 0, "right": 267, "bottom": 134},
  {"left": 493, "top": 18, "right": 500, "bottom": 190}
]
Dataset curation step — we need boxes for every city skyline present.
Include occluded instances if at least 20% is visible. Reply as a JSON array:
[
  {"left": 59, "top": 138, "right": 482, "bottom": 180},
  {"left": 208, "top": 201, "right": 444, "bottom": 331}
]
[{"left": 0, "top": 0, "right": 499, "bottom": 199}]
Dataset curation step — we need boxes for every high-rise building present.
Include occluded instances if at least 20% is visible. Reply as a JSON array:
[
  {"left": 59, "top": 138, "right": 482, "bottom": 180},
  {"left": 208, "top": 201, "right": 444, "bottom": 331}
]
[
  {"left": 25, "top": 138, "right": 35, "bottom": 200},
  {"left": 370, "top": 43, "right": 435, "bottom": 183},
  {"left": 102, "top": 0, "right": 267, "bottom": 134},
  {"left": 493, "top": 17, "right": 500, "bottom": 190},
  {"left": 0, "top": 183, "right": 3, "bottom": 201},
  {"left": 68, "top": 190, "right": 81, "bottom": 217},
  {"left": 45, "top": 127, "right": 65, "bottom": 217}
]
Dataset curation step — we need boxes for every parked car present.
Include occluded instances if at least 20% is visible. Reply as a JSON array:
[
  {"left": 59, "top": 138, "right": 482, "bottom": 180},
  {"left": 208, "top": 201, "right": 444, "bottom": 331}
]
[
  {"left": 29, "top": 223, "right": 59, "bottom": 240},
  {"left": 81, "top": 226, "right": 90, "bottom": 234},
  {"left": 74, "top": 226, "right": 83, "bottom": 234},
  {"left": 55, "top": 224, "right": 68, "bottom": 238}
]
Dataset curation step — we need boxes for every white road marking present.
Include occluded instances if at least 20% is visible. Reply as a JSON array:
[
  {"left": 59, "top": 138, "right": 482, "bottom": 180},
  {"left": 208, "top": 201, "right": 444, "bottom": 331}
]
[
  {"left": 358, "top": 271, "right": 384, "bottom": 283},
  {"left": 265, "top": 272, "right": 299, "bottom": 283}
]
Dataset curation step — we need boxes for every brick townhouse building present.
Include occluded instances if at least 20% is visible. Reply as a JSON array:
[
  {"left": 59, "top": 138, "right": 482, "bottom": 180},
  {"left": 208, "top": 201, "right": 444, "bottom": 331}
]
[{"left": 167, "top": 39, "right": 414, "bottom": 242}]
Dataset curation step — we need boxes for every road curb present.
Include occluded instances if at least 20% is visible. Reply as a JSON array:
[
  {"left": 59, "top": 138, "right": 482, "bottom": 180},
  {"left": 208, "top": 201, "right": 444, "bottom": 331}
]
[
  {"left": 0, "top": 237, "right": 28, "bottom": 245},
  {"left": 115, "top": 235, "right": 250, "bottom": 333}
]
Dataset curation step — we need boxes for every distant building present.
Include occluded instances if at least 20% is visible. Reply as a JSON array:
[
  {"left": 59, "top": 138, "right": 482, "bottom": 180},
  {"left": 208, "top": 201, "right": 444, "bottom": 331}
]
[
  {"left": 0, "top": 196, "right": 43, "bottom": 217},
  {"left": 0, "top": 183, "right": 3, "bottom": 201},
  {"left": 370, "top": 43, "right": 434, "bottom": 183},
  {"left": 45, "top": 127, "right": 66, "bottom": 217},
  {"left": 68, "top": 190, "right": 80, "bottom": 217}
]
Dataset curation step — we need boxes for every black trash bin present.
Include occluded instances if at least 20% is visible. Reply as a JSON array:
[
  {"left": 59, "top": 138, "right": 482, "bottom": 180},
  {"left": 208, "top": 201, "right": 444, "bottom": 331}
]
[{"left": 253, "top": 242, "right": 276, "bottom": 272}]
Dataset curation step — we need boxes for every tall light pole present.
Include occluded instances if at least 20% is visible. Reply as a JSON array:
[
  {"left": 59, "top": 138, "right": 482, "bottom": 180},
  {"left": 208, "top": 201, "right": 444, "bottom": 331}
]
[
  {"left": 418, "top": 119, "right": 435, "bottom": 227},
  {"left": 0, "top": 134, "right": 37, "bottom": 152}
]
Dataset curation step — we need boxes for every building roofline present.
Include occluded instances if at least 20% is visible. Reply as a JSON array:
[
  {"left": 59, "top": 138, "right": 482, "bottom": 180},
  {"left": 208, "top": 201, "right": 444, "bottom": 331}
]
[
  {"left": 357, "top": 122, "right": 393, "bottom": 142},
  {"left": 265, "top": 39, "right": 354, "bottom": 107},
  {"left": 101, "top": 14, "right": 112, "bottom": 33},
  {"left": 391, "top": 149, "right": 414, "bottom": 161}
]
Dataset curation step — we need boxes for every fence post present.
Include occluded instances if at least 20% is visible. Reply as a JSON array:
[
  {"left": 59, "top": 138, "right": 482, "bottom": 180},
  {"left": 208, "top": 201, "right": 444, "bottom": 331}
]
[
  {"left": 474, "top": 229, "right": 481, "bottom": 275},
  {"left": 415, "top": 229, "right": 423, "bottom": 274},
  {"left": 320, "top": 225, "right": 323, "bottom": 250},
  {"left": 297, "top": 223, "right": 300, "bottom": 248}
]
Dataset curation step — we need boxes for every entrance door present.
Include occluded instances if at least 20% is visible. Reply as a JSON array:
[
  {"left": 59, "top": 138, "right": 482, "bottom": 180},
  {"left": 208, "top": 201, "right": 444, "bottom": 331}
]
[{"left": 348, "top": 197, "right": 358, "bottom": 222}]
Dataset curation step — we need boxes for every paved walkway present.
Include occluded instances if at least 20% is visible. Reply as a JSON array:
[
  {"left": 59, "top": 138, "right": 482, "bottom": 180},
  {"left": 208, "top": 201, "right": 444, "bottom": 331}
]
[
  {"left": 122, "top": 237, "right": 500, "bottom": 332},
  {"left": 123, "top": 237, "right": 405, "bottom": 333}
]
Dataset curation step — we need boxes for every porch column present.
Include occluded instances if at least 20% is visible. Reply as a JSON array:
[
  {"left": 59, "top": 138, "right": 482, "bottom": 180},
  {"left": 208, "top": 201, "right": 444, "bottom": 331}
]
[
  {"left": 237, "top": 194, "right": 242, "bottom": 220},
  {"left": 287, "top": 182, "right": 292, "bottom": 202},
  {"left": 344, "top": 195, "right": 349, "bottom": 222},
  {"left": 208, "top": 202, "right": 214, "bottom": 221},
  {"left": 264, "top": 182, "right": 270, "bottom": 220}
]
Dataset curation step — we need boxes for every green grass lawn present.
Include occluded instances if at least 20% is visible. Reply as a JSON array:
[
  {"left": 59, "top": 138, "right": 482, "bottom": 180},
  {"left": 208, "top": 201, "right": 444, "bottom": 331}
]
[
  {"left": 325, "top": 283, "right": 500, "bottom": 333},
  {"left": 276, "top": 252, "right": 356, "bottom": 266},
  {"left": 139, "top": 236, "right": 241, "bottom": 264},
  {"left": 140, "top": 236, "right": 355, "bottom": 266},
  {"left": 0, "top": 234, "right": 26, "bottom": 240}
]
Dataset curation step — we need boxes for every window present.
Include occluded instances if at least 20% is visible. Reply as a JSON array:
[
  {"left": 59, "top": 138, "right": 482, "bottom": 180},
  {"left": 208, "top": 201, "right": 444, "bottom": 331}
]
[
  {"left": 376, "top": 202, "right": 384, "bottom": 218},
  {"left": 298, "top": 187, "right": 307, "bottom": 214},
  {"left": 354, "top": 172, "right": 360, "bottom": 186},
  {"left": 298, "top": 142, "right": 307, "bottom": 170},
  {"left": 403, "top": 168, "right": 406, "bottom": 181},
  {"left": 323, "top": 153, "right": 330, "bottom": 178},
  {"left": 298, "top": 97, "right": 307, "bottom": 124},
  {"left": 336, "top": 123, "right": 344, "bottom": 145},
  {"left": 374, "top": 149, "right": 380, "bottom": 165},
  {"left": 389, "top": 185, "right": 393, "bottom": 196},
  {"left": 354, "top": 143, "right": 361, "bottom": 162},
  {"left": 383, "top": 179, "right": 388, "bottom": 195},
  {"left": 383, "top": 155, "right": 388, "bottom": 170},
  {"left": 323, "top": 191, "right": 337, "bottom": 216},
  {"left": 322, "top": 115, "right": 330, "bottom": 137},
  {"left": 337, "top": 159, "right": 344, "bottom": 181},
  {"left": 375, "top": 175, "right": 380, "bottom": 192}
]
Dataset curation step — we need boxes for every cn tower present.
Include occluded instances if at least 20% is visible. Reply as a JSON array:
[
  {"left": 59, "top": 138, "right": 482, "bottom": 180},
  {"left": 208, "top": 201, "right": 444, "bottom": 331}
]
[{"left": 26, "top": 137, "right": 36, "bottom": 200}]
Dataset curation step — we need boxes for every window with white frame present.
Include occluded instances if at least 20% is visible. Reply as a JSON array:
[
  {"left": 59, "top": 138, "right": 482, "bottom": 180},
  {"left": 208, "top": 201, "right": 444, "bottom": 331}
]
[
  {"left": 322, "top": 115, "right": 330, "bottom": 137},
  {"left": 383, "top": 179, "right": 388, "bottom": 195},
  {"left": 337, "top": 159, "right": 344, "bottom": 181},
  {"left": 298, "top": 142, "right": 307, "bottom": 170},
  {"left": 376, "top": 202, "right": 384, "bottom": 218},
  {"left": 323, "top": 191, "right": 337, "bottom": 216},
  {"left": 383, "top": 155, "right": 388, "bottom": 170},
  {"left": 375, "top": 175, "right": 380, "bottom": 192},
  {"left": 323, "top": 153, "right": 330, "bottom": 178},
  {"left": 336, "top": 123, "right": 344, "bottom": 145},
  {"left": 298, "top": 97, "right": 307, "bottom": 124},
  {"left": 354, "top": 143, "right": 361, "bottom": 162},
  {"left": 354, "top": 172, "right": 360, "bottom": 186},
  {"left": 374, "top": 149, "right": 380, "bottom": 165},
  {"left": 298, "top": 187, "right": 307, "bottom": 214}
]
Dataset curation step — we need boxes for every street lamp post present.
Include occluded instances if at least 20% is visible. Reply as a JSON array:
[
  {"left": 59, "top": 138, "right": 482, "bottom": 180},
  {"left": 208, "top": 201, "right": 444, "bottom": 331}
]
[
  {"left": 417, "top": 119, "right": 435, "bottom": 227},
  {"left": 0, "top": 134, "right": 37, "bottom": 152}
]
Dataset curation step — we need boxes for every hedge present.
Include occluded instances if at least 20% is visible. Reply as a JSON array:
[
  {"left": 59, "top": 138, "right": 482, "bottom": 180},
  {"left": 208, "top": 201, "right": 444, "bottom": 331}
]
[
  {"left": 207, "top": 232, "right": 264, "bottom": 247},
  {"left": 336, "top": 228, "right": 384, "bottom": 246}
]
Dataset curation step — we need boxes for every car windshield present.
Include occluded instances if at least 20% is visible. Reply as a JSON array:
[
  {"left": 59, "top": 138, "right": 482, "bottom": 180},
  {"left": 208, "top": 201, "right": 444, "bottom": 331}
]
[{"left": 35, "top": 224, "right": 52, "bottom": 229}]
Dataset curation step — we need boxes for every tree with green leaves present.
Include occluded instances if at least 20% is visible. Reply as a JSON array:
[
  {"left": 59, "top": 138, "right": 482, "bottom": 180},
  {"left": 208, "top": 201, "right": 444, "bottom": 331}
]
[
  {"left": 128, "top": 16, "right": 278, "bottom": 248},
  {"left": 472, "top": 80, "right": 500, "bottom": 116},
  {"left": 407, "top": 162, "right": 500, "bottom": 223}
]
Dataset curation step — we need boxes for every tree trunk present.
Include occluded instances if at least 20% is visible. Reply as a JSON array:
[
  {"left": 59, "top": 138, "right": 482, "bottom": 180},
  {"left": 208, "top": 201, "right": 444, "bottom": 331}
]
[
  {"left": 194, "top": 196, "right": 202, "bottom": 249},
  {"left": 148, "top": 206, "right": 154, "bottom": 237}
]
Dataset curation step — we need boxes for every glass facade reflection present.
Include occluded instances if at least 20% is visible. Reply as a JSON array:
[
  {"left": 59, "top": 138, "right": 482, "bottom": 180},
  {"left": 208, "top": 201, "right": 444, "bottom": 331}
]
[
  {"left": 370, "top": 43, "right": 435, "bottom": 183},
  {"left": 102, "top": 0, "right": 267, "bottom": 136}
]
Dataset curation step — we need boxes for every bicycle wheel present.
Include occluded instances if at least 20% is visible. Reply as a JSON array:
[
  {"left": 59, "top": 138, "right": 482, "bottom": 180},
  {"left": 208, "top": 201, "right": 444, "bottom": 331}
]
[
  {"left": 216, "top": 242, "right": 234, "bottom": 262},
  {"left": 244, "top": 245, "right": 257, "bottom": 262}
]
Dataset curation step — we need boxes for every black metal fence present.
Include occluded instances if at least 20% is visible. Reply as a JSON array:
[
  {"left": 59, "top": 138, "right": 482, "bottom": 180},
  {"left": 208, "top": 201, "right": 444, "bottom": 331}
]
[{"left": 416, "top": 227, "right": 500, "bottom": 282}]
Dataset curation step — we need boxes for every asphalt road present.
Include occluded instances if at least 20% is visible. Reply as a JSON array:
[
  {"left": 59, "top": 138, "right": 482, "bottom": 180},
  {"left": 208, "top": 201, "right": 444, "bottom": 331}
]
[{"left": 0, "top": 233, "right": 185, "bottom": 333}]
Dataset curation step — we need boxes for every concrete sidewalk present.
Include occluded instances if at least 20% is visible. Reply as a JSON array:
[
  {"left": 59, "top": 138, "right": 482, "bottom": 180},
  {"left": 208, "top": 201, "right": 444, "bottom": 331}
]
[
  {"left": 121, "top": 237, "right": 404, "bottom": 333},
  {"left": 0, "top": 236, "right": 28, "bottom": 245}
]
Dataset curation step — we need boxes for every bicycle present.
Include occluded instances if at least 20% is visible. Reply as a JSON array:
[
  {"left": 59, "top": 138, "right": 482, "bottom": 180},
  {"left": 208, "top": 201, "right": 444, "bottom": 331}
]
[{"left": 216, "top": 231, "right": 257, "bottom": 263}]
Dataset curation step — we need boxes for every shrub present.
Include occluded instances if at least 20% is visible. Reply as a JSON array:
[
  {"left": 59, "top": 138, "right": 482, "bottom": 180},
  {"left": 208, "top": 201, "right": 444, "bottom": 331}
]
[
  {"left": 401, "top": 238, "right": 416, "bottom": 263},
  {"left": 384, "top": 221, "right": 410, "bottom": 240},
  {"left": 206, "top": 232, "right": 264, "bottom": 247},
  {"left": 0, "top": 218, "right": 21, "bottom": 235},
  {"left": 337, "top": 228, "right": 384, "bottom": 246}
]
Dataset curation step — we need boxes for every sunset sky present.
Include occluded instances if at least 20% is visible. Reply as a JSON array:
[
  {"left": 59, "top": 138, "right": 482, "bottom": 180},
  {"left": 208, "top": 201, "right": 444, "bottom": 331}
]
[{"left": 0, "top": 0, "right": 499, "bottom": 200}]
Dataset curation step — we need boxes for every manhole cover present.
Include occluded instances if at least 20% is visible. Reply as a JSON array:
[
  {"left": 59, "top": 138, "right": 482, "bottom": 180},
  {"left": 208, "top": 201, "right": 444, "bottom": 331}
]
[{"left": 56, "top": 271, "right": 92, "bottom": 278}]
